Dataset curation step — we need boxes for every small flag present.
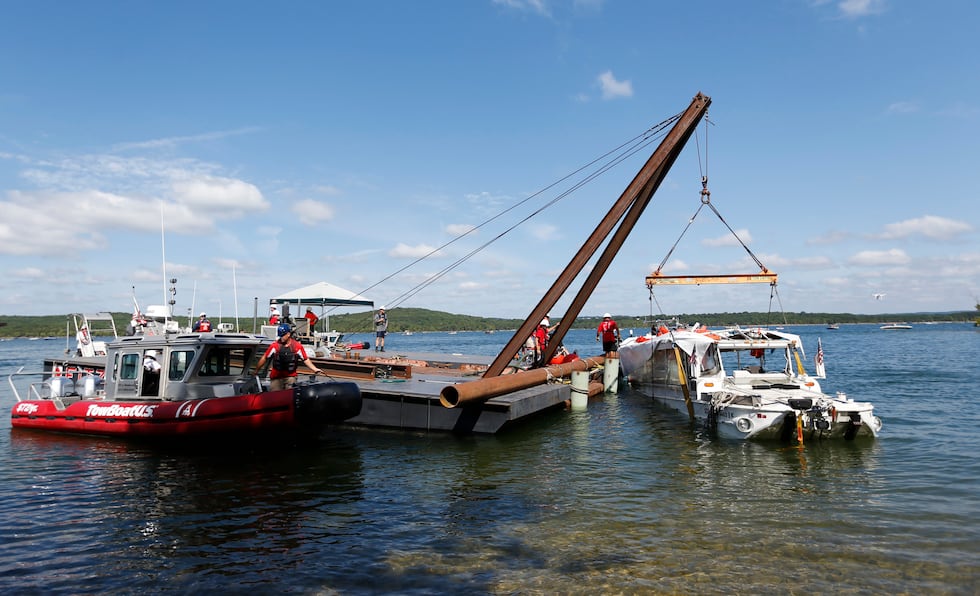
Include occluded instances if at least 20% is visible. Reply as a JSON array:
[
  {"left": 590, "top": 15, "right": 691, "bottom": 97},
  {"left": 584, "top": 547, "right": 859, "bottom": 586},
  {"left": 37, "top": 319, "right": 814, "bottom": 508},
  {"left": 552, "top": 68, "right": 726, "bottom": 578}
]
[{"left": 814, "top": 338, "right": 826, "bottom": 378}]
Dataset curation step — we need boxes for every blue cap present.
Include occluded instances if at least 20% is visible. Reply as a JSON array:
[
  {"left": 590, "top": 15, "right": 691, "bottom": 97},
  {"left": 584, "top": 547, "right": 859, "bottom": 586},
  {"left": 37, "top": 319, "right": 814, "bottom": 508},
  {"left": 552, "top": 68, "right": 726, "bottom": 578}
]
[{"left": 277, "top": 323, "right": 291, "bottom": 337}]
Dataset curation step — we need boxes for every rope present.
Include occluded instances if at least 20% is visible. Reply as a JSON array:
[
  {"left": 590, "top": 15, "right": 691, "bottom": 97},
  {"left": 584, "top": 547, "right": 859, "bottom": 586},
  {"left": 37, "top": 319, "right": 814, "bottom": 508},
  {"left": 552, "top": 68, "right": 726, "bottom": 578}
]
[{"left": 344, "top": 113, "right": 684, "bottom": 311}]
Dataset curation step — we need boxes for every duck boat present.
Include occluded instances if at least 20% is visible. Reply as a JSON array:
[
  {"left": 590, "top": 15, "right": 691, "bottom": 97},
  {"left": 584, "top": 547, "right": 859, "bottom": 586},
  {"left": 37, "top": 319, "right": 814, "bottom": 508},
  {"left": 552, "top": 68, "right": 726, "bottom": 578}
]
[
  {"left": 619, "top": 326, "right": 881, "bottom": 441},
  {"left": 10, "top": 331, "right": 361, "bottom": 439}
]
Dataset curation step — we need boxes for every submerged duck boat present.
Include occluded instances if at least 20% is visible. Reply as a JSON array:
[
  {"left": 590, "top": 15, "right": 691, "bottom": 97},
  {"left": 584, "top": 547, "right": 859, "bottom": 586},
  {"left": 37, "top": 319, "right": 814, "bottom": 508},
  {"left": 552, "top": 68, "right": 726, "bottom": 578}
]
[
  {"left": 9, "top": 332, "right": 361, "bottom": 439},
  {"left": 619, "top": 326, "right": 881, "bottom": 441}
]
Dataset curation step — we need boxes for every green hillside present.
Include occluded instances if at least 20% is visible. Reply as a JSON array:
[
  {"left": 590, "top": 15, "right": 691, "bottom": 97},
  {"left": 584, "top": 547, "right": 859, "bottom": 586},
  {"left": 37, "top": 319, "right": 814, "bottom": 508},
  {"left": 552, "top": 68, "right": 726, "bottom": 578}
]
[{"left": 0, "top": 307, "right": 975, "bottom": 338}]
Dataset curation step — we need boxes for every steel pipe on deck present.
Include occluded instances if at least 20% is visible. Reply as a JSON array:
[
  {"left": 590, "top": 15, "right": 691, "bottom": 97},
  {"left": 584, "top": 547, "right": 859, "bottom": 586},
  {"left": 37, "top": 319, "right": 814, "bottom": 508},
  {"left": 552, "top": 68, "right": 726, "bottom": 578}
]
[{"left": 439, "top": 357, "right": 605, "bottom": 408}]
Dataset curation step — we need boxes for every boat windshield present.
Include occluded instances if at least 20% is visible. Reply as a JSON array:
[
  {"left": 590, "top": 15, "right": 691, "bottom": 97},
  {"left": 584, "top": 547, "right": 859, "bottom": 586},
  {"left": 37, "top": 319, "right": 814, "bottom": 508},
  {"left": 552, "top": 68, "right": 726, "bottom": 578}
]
[{"left": 197, "top": 346, "right": 257, "bottom": 378}]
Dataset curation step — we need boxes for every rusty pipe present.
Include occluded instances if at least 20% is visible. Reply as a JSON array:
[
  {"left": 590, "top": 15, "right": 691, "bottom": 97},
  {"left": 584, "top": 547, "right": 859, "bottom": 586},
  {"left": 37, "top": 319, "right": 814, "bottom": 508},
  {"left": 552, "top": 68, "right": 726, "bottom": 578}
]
[{"left": 440, "top": 356, "right": 605, "bottom": 408}]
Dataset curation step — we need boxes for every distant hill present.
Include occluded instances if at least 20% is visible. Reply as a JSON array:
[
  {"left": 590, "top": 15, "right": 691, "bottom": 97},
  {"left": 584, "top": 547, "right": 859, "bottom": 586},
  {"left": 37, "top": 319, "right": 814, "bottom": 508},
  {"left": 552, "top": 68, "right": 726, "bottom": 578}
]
[{"left": 0, "top": 307, "right": 974, "bottom": 338}]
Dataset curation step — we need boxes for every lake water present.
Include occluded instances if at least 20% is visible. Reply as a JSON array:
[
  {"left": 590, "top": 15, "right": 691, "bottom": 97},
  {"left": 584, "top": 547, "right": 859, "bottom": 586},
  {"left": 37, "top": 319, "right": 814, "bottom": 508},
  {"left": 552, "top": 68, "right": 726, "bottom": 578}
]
[{"left": 0, "top": 324, "right": 977, "bottom": 594}]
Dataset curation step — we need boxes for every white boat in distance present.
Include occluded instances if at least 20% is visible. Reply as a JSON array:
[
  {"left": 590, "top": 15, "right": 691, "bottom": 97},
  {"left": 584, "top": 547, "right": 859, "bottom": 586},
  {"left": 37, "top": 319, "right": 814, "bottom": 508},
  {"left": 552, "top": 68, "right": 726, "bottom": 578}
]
[
  {"left": 880, "top": 323, "right": 912, "bottom": 330},
  {"left": 618, "top": 326, "right": 881, "bottom": 441}
]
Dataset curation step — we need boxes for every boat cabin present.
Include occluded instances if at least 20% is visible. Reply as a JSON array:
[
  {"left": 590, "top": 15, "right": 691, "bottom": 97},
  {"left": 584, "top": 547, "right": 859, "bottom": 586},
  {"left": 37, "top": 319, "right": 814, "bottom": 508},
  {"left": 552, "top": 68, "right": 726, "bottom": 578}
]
[
  {"left": 647, "top": 327, "right": 812, "bottom": 389},
  {"left": 104, "top": 333, "right": 272, "bottom": 402}
]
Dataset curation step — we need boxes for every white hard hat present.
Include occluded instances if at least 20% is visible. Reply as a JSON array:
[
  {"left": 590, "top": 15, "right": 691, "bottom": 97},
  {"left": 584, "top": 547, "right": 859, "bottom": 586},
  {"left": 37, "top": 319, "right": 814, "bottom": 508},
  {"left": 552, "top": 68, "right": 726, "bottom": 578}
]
[
  {"left": 380, "top": 305, "right": 386, "bottom": 310},
  {"left": 145, "top": 350, "right": 157, "bottom": 359},
  {"left": 603, "top": 312, "right": 611, "bottom": 318},
  {"left": 270, "top": 305, "right": 278, "bottom": 311},
  {"left": 540, "top": 319, "right": 549, "bottom": 326},
  {"left": 199, "top": 312, "right": 207, "bottom": 317}
]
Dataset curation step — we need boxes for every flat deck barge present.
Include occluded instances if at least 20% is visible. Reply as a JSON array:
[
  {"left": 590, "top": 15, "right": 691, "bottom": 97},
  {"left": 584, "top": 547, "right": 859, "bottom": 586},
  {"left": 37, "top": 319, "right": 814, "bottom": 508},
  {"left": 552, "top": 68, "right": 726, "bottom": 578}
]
[{"left": 42, "top": 350, "right": 589, "bottom": 434}]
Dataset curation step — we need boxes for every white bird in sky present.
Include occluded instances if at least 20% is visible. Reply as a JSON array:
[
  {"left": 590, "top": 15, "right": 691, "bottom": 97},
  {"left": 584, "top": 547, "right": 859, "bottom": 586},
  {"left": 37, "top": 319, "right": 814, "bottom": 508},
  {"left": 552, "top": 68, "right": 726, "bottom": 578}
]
[{"left": 872, "top": 293, "right": 886, "bottom": 300}]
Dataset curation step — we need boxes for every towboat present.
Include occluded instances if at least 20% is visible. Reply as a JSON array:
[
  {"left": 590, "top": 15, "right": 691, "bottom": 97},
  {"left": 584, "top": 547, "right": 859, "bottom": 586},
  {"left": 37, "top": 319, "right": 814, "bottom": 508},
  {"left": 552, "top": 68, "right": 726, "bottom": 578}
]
[
  {"left": 10, "top": 331, "right": 361, "bottom": 439},
  {"left": 618, "top": 326, "right": 881, "bottom": 441},
  {"left": 880, "top": 323, "right": 912, "bottom": 330}
]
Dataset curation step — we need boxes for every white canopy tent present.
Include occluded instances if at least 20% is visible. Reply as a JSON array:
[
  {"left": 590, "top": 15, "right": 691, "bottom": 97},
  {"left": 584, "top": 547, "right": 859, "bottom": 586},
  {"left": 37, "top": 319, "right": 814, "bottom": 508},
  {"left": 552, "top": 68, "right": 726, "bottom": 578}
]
[{"left": 270, "top": 281, "right": 374, "bottom": 332}]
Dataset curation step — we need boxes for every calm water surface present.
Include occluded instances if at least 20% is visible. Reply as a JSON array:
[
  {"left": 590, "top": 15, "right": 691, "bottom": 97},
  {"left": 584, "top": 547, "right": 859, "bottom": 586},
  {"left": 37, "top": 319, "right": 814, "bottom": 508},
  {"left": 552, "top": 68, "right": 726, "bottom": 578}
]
[{"left": 0, "top": 325, "right": 977, "bottom": 594}]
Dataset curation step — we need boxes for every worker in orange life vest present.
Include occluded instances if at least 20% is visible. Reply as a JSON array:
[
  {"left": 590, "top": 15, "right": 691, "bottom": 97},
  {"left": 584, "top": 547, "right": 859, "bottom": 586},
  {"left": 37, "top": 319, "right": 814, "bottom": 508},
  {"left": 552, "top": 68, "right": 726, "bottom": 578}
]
[
  {"left": 256, "top": 324, "right": 322, "bottom": 391},
  {"left": 193, "top": 312, "right": 213, "bottom": 332}
]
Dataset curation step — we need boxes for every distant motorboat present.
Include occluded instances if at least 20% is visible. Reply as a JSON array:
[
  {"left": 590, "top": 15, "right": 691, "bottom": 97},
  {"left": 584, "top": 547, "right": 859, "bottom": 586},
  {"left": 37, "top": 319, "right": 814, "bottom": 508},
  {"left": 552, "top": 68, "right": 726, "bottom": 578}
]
[
  {"left": 827, "top": 323, "right": 840, "bottom": 330},
  {"left": 880, "top": 323, "right": 912, "bottom": 330}
]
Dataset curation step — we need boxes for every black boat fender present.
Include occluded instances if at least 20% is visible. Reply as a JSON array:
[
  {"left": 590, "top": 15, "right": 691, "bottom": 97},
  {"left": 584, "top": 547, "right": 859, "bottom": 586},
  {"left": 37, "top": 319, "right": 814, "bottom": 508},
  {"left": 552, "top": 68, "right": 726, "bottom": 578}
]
[{"left": 294, "top": 381, "right": 362, "bottom": 423}]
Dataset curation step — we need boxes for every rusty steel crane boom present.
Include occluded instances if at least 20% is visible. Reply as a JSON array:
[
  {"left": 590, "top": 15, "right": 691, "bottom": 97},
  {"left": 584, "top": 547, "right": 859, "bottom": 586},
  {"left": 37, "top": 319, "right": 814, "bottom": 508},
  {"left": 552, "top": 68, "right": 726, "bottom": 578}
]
[{"left": 483, "top": 91, "right": 712, "bottom": 380}]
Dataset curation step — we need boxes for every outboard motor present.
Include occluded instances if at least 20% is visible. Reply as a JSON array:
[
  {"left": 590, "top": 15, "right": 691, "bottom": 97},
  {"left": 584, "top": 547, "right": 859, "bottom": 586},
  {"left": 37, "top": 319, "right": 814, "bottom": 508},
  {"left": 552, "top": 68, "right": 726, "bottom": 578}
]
[
  {"left": 294, "top": 382, "right": 362, "bottom": 424},
  {"left": 79, "top": 374, "right": 102, "bottom": 398},
  {"left": 47, "top": 376, "right": 74, "bottom": 398}
]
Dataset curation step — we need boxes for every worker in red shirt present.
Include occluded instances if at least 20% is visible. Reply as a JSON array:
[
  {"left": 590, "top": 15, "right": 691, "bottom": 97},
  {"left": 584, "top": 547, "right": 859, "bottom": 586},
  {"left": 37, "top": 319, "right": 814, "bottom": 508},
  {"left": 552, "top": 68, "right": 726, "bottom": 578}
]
[
  {"left": 256, "top": 324, "right": 322, "bottom": 391},
  {"left": 304, "top": 307, "right": 319, "bottom": 333},
  {"left": 596, "top": 312, "right": 622, "bottom": 357},
  {"left": 532, "top": 319, "right": 550, "bottom": 367}
]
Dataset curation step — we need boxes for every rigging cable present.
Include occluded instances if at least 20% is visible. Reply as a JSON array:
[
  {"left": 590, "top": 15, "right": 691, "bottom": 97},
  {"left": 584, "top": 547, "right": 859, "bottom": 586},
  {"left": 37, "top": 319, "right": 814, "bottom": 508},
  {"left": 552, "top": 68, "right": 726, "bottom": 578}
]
[{"left": 373, "top": 113, "right": 684, "bottom": 310}]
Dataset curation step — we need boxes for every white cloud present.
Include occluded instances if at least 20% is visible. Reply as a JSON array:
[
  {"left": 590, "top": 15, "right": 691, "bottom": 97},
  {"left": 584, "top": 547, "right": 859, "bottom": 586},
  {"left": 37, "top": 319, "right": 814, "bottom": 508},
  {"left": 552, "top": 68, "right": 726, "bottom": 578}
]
[
  {"left": 807, "top": 230, "right": 850, "bottom": 245},
  {"left": 389, "top": 243, "right": 442, "bottom": 259},
  {"left": 0, "top": 149, "right": 270, "bottom": 257},
  {"left": 530, "top": 224, "right": 559, "bottom": 241},
  {"left": 848, "top": 248, "right": 910, "bottom": 266},
  {"left": 446, "top": 223, "right": 477, "bottom": 236},
  {"left": 459, "top": 281, "right": 489, "bottom": 291},
  {"left": 172, "top": 175, "right": 268, "bottom": 214},
  {"left": 703, "top": 229, "right": 752, "bottom": 247},
  {"left": 290, "top": 199, "right": 335, "bottom": 225},
  {"left": 874, "top": 215, "right": 973, "bottom": 241},
  {"left": 313, "top": 185, "right": 343, "bottom": 196},
  {"left": 112, "top": 127, "right": 261, "bottom": 151},
  {"left": 794, "top": 255, "right": 834, "bottom": 269},
  {"left": 885, "top": 101, "right": 919, "bottom": 115},
  {"left": 597, "top": 71, "right": 633, "bottom": 100},
  {"left": 11, "top": 267, "right": 45, "bottom": 278},
  {"left": 493, "top": 0, "right": 550, "bottom": 17},
  {"left": 838, "top": 0, "right": 887, "bottom": 18},
  {"left": 659, "top": 259, "right": 689, "bottom": 273}
]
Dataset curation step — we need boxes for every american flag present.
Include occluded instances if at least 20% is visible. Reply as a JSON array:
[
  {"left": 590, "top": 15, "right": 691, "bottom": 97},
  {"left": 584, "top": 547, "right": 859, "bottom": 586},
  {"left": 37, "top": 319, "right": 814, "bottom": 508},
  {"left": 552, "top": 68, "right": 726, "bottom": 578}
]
[{"left": 815, "top": 338, "right": 824, "bottom": 366}]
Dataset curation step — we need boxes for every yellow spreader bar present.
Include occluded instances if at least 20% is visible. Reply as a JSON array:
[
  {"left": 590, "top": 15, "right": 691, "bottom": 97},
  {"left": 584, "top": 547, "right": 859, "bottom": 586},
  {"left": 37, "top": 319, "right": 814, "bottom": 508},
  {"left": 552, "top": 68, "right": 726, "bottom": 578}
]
[{"left": 645, "top": 272, "right": 778, "bottom": 286}]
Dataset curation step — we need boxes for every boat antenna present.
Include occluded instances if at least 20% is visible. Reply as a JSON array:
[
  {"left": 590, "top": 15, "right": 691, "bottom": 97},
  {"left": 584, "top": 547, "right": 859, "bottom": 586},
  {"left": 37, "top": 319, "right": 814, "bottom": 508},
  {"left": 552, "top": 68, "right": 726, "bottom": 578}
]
[
  {"left": 160, "top": 201, "right": 169, "bottom": 325},
  {"left": 233, "top": 263, "right": 240, "bottom": 331}
]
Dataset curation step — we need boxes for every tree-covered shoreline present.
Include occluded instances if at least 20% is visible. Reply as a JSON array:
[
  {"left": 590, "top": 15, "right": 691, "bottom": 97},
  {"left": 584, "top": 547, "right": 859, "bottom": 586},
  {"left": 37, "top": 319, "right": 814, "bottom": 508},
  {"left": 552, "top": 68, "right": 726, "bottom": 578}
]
[{"left": 0, "top": 307, "right": 974, "bottom": 338}]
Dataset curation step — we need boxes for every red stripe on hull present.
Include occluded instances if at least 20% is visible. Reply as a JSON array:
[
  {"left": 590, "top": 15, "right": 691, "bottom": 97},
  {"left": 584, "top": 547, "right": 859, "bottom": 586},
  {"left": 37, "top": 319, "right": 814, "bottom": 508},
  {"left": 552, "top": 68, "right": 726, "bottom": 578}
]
[{"left": 11, "top": 389, "right": 303, "bottom": 437}]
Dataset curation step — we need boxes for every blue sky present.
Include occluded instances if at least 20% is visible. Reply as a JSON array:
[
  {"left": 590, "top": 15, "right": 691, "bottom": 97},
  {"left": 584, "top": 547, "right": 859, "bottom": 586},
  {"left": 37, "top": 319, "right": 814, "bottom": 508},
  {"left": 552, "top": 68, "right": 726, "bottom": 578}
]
[{"left": 1, "top": 0, "right": 978, "bottom": 323}]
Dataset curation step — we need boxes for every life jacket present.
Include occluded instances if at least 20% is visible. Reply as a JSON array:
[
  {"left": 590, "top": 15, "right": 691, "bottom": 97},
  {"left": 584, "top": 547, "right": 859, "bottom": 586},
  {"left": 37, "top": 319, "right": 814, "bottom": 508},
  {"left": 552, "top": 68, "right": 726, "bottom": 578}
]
[
  {"left": 198, "top": 320, "right": 212, "bottom": 332},
  {"left": 273, "top": 340, "right": 298, "bottom": 373}
]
